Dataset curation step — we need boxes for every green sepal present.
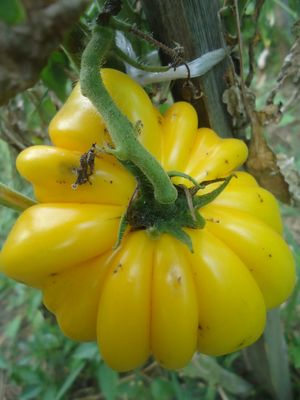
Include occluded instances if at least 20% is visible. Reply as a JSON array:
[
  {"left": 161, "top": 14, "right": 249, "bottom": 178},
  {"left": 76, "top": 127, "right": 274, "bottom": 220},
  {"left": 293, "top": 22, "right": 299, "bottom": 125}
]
[
  {"left": 163, "top": 225, "right": 194, "bottom": 252},
  {"left": 113, "top": 212, "right": 128, "bottom": 249},
  {"left": 193, "top": 175, "right": 235, "bottom": 209},
  {"left": 123, "top": 168, "right": 234, "bottom": 251},
  {"left": 193, "top": 209, "right": 206, "bottom": 229},
  {"left": 149, "top": 223, "right": 194, "bottom": 253}
]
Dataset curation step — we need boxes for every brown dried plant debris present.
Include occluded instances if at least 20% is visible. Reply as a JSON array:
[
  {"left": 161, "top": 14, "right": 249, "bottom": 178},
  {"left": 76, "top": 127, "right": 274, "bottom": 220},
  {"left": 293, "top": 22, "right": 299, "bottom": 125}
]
[
  {"left": 222, "top": 77, "right": 256, "bottom": 129},
  {"left": 246, "top": 115, "right": 291, "bottom": 204},
  {"left": 277, "top": 154, "right": 300, "bottom": 207},
  {"left": 267, "top": 35, "right": 300, "bottom": 113}
]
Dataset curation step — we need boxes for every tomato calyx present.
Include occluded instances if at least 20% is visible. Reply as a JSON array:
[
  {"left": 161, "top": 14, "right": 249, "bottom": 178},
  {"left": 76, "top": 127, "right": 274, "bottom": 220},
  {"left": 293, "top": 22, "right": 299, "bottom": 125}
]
[
  {"left": 71, "top": 151, "right": 234, "bottom": 251},
  {"left": 118, "top": 162, "right": 234, "bottom": 251},
  {"left": 126, "top": 183, "right": 205, "bottom": 251}
]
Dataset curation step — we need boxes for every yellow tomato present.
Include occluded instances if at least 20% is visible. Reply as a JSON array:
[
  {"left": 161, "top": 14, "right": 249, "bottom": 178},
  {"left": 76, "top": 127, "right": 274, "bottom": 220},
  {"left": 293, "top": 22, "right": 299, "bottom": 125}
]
[{"left": 0, "top": 69, "right": 295, "bottom": 371}]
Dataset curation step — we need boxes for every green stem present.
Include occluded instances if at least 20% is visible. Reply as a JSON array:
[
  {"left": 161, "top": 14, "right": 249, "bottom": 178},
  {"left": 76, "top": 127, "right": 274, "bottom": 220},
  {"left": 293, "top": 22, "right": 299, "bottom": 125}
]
[
  {"left": 113, "top": 46, "right": 170, "bottom": 73},
  {"left": 168, "top": 170, "right": 200, "bottom": 188},
  {"left": 109, "top": 17, "right": 138, "bottom": 33},
  {"left": 109, "top": 18, "right": 179, "bottom": 61},
  {"left": 0, "top": 183, "right": 36, "bottom": 212},
  {"left": 80, "top": 25, "right": 177, "bottom": 204}
]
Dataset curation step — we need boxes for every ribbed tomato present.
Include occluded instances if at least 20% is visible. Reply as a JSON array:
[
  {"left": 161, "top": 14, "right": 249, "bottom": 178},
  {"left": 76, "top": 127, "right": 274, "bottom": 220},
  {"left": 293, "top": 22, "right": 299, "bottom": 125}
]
[{"left": 0, "top": 69, "right": 295, "bottom": 371}]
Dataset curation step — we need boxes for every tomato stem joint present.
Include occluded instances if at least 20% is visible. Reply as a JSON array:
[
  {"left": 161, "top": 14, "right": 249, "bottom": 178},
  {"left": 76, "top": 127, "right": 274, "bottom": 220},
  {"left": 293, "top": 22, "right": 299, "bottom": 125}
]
[{"left": 116, "top": 166, "right": 234, "bottom": 251}]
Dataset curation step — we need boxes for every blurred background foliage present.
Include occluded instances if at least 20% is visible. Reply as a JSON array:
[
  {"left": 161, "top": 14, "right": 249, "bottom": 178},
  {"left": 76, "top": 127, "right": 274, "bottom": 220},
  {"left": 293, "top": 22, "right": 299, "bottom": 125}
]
[{"left": 0, "top": 0, "right": 300, "bottom": 399}]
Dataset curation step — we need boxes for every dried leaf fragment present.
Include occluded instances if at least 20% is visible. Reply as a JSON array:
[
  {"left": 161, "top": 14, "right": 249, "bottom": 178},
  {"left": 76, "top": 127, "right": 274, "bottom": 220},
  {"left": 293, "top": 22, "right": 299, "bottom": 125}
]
[
  {"left": 246, "top": 117, "right": 291, "bottom": 204},
  {"left": 222, "top": 78, "right": 256, "bottom": 129}
]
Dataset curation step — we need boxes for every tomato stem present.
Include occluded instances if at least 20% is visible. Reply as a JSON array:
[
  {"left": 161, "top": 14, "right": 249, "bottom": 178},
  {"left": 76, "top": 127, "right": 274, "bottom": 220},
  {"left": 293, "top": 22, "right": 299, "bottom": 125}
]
[
  {"left": 112, "top": 45, "right": 170, "bottom": 73},
  {"left": 0, "top": 182, "right": 36, "bottom": 212},
  {"left": 80, "top": 25, "right": 177, "bottom": 204}
]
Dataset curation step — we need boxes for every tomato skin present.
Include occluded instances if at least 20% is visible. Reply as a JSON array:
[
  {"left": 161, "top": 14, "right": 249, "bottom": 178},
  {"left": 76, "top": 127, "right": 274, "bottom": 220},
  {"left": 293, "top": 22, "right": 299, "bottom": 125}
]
[
  {"left": 202, "top": 207, "right": 295, "bottom": 309},
  {"left": 16, "top": 146, "right": 135, "bottom": 205},
  {"left": 97, "top": 232, "right": 153, "bottom": 371},
  {"left": 49, "top": 69, "right": 162, "bottom": 161},
  {"left": 151, "top": 235, "right": 198, "bottom": 369},
  {"left": 0, "top": 69, "right": 296, "bottom": 371},
  {"left": 188, "top": 229, "right": 266, "bottom": 355},
  {"left": 0, "top": 203, "right": 123, "bottom": 287}
]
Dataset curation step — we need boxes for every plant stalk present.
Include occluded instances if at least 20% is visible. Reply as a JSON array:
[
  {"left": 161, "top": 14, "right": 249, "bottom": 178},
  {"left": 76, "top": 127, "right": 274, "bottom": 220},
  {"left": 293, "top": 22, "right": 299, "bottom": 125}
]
[
  {"left": 80, "top": 25, "right": 177, "bottom": 204},
  {"left": 113, "top": 45, "right": 170, "bottom": 73},
  {"left": 0, "top": 183, "right": 36, "bottom": 212}
]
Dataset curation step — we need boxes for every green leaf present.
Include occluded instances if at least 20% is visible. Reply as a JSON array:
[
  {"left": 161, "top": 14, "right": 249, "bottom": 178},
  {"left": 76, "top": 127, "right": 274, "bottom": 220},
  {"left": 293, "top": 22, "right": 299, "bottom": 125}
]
[
  {"left": 41, "top": 51, "right": 71, "bottom": 102},
  {"left": 15, "top": 367, "right": 41, "bottom": 385},
  {"left": 273, "top": 0, "right": 298, "bottom": 19},
  {"left": 117, "top": 378, "right": 148, "bottom": 399},
  {"left": 289, "top": 343, "right": 300, "bottom": 369},
  {"left": 54, "top": 362, "right": 85, "bottom": 400},
  {"left": 150, "top": 378, "right": 174, "bottom": 400},
  {"left": 96, "top": 362, "right": 119, "bottom": 400},
  {"left": 0, "top": 0, "right": 26, "bottom": 25},
  {"left": 73, "top": 342, "right": 99, "bottom": 360},
  {"left": 5, "top": 315, "right": 22, "bottom": 339},
  {"left": 21, "top": 386, "right": 42, "bottom": 400},
  {"left": 243, "top": 310, "right": 293, "bottom": 400},
  {"left": 44, "top": 387, "right": 59, "bottom": 400},
  {"left": 284, "top": 279, "right": 300, "bottom": 333},
  {"left": 181, "top": 355, "right": 253, "bottom": 396},
  {"left": 0, "top": 354, "right": 9, "bottom": 369},
  {"left": 264, "top": 310, "right": 293, "bottom": 399},
  {"left": 204, "top": 383, "right": 217, "bottom": 400},
  {"left": 170, "top": 372, "right": 186, "bottom": 400},
  {"left": 219, "top": 0, "right": 250, "bottom": 36}
]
